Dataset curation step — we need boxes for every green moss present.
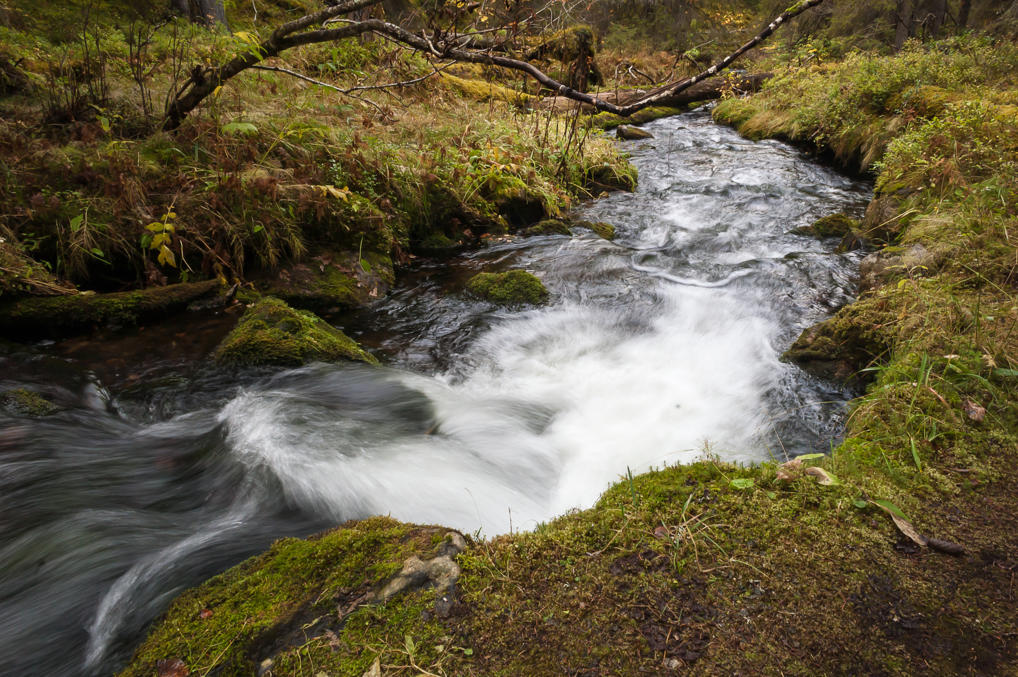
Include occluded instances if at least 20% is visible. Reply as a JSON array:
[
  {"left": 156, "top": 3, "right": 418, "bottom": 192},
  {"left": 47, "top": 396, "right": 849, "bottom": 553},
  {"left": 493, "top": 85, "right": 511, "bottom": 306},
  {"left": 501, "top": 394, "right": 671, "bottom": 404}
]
[
  {"left": 0, "top": 280, "right": 221, "bottom": 340},
  {"left": 118, "top": 517, "right": 457, "bottom": 677},
  {"left": 592, "top": 106, "right": 688, "bottom": 130},
  {"left": 0, "top": 388, "right": 59, "bottom": 416},
  {"left": 439, "top": 73, "right": 536, "bottom": 106},
  {"left": 522, "top": 218, "right": 573, "bottom": 237},
  {"left": 466, "top": 270, "right": 549, "bottom": 307},
  {"left": 792, "top": 212, "right": 859, "bottom": 238},
  {"left": 571, "top": 220, "right": 616, "bottom": 240},
  {"left": 261, "top": 250, "right": 394, "bottom": 313},
  {"left": 214, "top": 297, "right": 376, "bottom": 367}
]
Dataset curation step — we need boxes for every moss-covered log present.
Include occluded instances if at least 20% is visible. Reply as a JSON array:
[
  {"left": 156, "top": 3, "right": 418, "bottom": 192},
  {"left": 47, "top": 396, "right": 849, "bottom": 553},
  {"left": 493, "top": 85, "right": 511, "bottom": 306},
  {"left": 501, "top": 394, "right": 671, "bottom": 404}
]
[{"left": 0, "top": 280, "right": 222, "bottom": 341}]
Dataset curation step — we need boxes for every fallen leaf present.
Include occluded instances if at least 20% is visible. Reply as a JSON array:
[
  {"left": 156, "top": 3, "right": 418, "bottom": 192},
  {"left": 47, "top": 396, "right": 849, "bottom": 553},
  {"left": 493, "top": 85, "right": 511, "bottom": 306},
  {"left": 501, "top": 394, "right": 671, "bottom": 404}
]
[
  {"left": 963, "top": 399, "right": 985, "bottom": 422},
  {"left": 653, "top": 525, "right": 669, "bottom": 540},
  {"left": 804, "top": 466, "right": 839, "bottom": 485},
  {"left": 157, "top": 658, "right": 189, "bottom": 677},
  {"left": 361, "top": 657, "right": 381, "bottom": 677},
  {"left": 780, "top": 458, "right": 803, "bottom": 469},
  {"left": 730, "top": 478, "right": 755, "bottom": 490},
  {"left": 889, "top": 512, "right": 928, "bottom": 547},
  {"left": 199, "top": 608, "right": 213, "bottom": 619},
  {"left": 775, "top": 470, "right": 794, "bottom": 481}
]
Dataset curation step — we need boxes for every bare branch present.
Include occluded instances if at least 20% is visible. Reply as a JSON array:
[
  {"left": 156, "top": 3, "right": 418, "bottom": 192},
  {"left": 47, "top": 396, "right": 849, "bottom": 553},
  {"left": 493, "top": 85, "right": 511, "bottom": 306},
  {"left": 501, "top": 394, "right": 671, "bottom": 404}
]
[{"left": 163, "top": 0, "right": 827, "bottom": 128}]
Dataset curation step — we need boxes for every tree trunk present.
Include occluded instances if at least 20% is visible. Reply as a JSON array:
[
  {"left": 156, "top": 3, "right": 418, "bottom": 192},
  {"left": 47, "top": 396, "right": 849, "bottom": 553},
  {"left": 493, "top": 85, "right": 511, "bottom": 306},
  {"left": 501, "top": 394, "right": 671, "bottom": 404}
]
[
  {"left": 170, "top": 0, "right": 229, "bottom": 29},
  {"left": 537, "top": 73, "right": 771, "bottom": 114},
  {"left": 895, "top": 0, "right": 914, "bottom": 50},
  {"left": 929, "top": 0, "right": 948, "bottom": 37},
  {"left": 958, "top": 0, "right": 971, "bottom": 28}
]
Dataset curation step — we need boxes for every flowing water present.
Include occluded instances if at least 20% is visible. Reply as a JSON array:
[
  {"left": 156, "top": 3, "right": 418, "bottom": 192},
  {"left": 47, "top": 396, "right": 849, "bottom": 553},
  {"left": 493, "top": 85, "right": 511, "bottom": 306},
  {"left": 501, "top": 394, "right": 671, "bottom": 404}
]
[{"left": 0, "top": 109, "right": 870, "bottom": 675}]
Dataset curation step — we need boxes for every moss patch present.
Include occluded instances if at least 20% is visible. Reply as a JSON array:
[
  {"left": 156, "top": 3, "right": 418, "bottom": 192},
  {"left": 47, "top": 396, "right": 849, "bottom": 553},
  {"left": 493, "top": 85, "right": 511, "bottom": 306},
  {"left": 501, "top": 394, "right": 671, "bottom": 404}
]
[
  {"left": 0, "top": 388, "right": 59, "bottom": 416},
  {"left": 259, "top": 250, "right": 394, "bottom": 313},
  {"left": 118, "top": 517, "right": 462, "bottom": 677},
  {"left": 792, "top": 212, "right": 859, "bottom": 238},
  {"left": 213, "top": 297, "right": 376, "bottom": 367},
  {"left": 466, "top": 270, "right": 549, "bottom": 306}
]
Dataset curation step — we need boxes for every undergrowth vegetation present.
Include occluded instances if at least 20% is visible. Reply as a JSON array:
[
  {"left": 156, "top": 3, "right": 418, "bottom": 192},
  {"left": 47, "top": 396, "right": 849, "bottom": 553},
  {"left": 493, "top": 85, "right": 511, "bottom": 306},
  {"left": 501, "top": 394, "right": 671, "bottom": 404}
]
[{"left": 0, "top": 0, "right": 634, "bottom": 307}]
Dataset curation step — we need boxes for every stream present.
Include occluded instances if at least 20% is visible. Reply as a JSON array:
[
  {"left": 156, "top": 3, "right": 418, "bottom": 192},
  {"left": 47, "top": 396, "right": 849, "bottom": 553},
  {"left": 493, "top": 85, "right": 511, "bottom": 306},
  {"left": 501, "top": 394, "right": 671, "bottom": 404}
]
[{"left": 0, "top": 109, "right": 871, "bottom": 676}]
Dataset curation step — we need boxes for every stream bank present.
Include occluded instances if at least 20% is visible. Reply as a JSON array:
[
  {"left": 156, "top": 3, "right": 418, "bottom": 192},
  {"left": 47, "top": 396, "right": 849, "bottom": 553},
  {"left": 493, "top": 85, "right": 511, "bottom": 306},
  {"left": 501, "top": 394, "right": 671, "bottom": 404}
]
[{"left": 122, "top": 40, "right": 1018, "bottom": 676}]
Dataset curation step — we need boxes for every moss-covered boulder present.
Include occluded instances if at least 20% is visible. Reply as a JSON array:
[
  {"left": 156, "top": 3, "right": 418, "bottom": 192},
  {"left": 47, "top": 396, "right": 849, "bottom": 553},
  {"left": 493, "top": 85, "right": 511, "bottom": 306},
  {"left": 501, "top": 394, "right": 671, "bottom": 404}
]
[
  {"left": 522, "top": 218, "right": 573, "bottom": 237},
  {"left": 0, "top": 280, "right": 223, "bottom": 340},
  {"left": 214, "top": 297, "right": 376, "bottom": 367},
  {"left": 792, "top": 212, "right": 859, "bottom": 238},
  {"left": 119, "top": 517, "right": 468, "bottom": 677},
  {"left": 466, "top": 270, "right": 549, "bottom": 307},
  {"left": 782, "top": 296, "right": 895, "bottom": 384},
  {"left": 0, "top": 388, "right": 59, "bottom": 417},
  {"left": 260, "top": 250, "right": 394, "bottom": 313},
  {"left": 571, "top": 220, "right": 616, "bottom": 240}
]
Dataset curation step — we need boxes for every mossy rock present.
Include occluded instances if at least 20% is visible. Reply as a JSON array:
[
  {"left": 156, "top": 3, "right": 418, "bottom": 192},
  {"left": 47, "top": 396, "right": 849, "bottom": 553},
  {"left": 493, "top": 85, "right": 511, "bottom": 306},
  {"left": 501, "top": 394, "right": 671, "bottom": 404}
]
[
  {"left": 571, "top": 220, "right": 616, "bottom": 240},
  {"left": 119, "top": 517, "right": 463, "bottom": 677},
  {"left": 616, "top": 125, "right": 654, "bottom": 141},
  {"left": 260, "top": 250, "right": 394, "bottom": 313},
  {"left": 482, "top": 175, "right": 550, "bottom": 228},
  {"left": 466, "top": 270, "right": 549, "bottom": 307},
  {"left": 0, "top": 388, "right": 59, "bottom": 417},
  {"left": 792, "top": 213, "right": 859, "bottom": 239},
  {"left": 0, "top": 280, "right": 222, "bottom": 341},
  {"left": 522, "top": 218, "right": 573, "bottom": 237},
  {"left": 214, "top": 297, "right": 376, "bottom": 367},
  {"left": 782, "top": 296, "right": 895, "bottom": 384},
  {"left": 585, "top": 162, "right": 638, "bottom": 193}
]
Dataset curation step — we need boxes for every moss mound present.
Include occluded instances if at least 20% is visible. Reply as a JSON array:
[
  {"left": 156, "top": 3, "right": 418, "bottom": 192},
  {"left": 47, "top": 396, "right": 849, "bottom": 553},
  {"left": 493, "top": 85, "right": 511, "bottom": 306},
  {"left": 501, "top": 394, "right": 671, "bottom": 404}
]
[
  {"left": 214, "top": 297, "right": 376, "bottom": 367},
  {"left": 572, "top": 220, "right": 616, "bottom": 240},
  {"left": 522, "top": 218, "right": 573, "bottom": 237},
  {"left": 466, "top": 270, "right": 549, "bottom": 306}
]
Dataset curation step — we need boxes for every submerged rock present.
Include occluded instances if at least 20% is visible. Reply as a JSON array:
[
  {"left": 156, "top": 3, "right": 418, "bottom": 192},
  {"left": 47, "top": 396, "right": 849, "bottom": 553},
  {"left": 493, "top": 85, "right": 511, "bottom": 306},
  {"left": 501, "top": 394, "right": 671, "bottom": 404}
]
[
  {"left": 466, "top": 270, "right": 549, "bottom": 306},
  {"left": 616, "top": 125, "right": 654, "bottom": 140},
  {"left": 214, "top": 297, "right": 376, "bottom": 367}
]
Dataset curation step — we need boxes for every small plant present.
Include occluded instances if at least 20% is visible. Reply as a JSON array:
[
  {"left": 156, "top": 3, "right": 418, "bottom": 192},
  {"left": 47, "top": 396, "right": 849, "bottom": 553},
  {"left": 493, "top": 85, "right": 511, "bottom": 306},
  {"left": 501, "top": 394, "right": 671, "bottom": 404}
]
[{"left": 143, "top": 208, "right": 177, "bottom": 268}]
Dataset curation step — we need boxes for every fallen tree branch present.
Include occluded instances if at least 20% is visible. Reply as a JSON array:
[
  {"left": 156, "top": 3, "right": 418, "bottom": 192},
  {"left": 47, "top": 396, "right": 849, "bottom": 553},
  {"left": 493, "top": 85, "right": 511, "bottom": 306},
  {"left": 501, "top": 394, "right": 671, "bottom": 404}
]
[{"left": 163, "top": 0, "right": 826, "bottom": 128}]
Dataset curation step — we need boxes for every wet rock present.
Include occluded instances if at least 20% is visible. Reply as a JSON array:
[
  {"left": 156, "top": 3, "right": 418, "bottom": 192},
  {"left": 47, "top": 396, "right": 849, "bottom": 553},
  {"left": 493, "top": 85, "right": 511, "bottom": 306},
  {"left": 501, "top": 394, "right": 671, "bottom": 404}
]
[
  {"left": 782, "top": 298, "right": 894, "bottom": 384},
  {"left": 214, "top": 297, "right": 376, "bottom": 367},
  {"left": 858, "top": 244, "right": 939, "bottom": 293},
  {"left": 792, "top": 212, "right": 858, "bottom": 239},
  {"left": 616, "top": 125, "right": 654, "bottom": 140},
  {"left": 571, "top": 219, "right": 616, "bottom": 240},
  {"left": 522, "top": 218, "right": 573, "bottom": 237},
  {"left": 859, "top": 193, "right": 913, "bottom": 243},
  {"left": 466, "top": 270, "right": 549, "bottom": 306},
  {"left": 378, "top": 554, "right": 461, "bottom": 602},
  {"left": 260, "top": 250, "right": 394, "bottom": 314},
  {"left": 0, "top": 388, "right": 59, "bottom": 417}
]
